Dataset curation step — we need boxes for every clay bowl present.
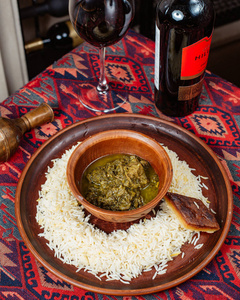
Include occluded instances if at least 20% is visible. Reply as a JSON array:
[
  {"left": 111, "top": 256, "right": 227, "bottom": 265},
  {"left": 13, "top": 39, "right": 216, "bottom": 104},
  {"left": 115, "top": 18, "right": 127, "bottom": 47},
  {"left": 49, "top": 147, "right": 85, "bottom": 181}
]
[{"left": 67, "top": 129, "right": 173, "bottom": 223}]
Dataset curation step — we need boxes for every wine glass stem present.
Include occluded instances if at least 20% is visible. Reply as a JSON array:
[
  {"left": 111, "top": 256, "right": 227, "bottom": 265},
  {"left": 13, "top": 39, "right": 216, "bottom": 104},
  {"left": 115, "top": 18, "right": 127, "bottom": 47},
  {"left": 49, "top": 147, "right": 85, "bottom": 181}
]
[{"left": 97, "top": 47, "right": 109, "bottom": 93}]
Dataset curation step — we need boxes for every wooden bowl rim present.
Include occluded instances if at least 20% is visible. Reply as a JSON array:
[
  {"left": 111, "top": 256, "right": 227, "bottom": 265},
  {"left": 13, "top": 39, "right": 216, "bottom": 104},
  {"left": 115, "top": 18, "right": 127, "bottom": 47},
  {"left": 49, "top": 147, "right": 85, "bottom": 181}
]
[{"left": 66, "top": 129, "right": 173, "bottom": 221}]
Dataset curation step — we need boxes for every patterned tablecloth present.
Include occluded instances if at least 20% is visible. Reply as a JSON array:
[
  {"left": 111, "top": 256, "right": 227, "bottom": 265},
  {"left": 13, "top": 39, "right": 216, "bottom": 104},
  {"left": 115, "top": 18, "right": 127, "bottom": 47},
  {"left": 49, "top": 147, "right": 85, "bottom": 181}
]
[{"left": 0, "top": 30, "right": 239, "bottom": 299}]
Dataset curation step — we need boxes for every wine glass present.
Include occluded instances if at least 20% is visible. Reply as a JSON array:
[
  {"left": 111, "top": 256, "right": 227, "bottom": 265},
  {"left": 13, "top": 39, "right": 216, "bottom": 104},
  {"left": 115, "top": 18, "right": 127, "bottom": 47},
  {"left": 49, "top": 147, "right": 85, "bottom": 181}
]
[{"left": 69, "top": 0, "right": 135, "bottom": 113}]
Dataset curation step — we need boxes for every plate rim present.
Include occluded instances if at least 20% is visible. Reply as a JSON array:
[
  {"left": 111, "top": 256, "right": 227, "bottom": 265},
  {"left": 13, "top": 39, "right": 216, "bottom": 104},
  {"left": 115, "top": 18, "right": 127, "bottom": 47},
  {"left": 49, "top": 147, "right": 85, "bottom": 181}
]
[{"left": 15, "top": 113, "right": 233, "bottom": 295}]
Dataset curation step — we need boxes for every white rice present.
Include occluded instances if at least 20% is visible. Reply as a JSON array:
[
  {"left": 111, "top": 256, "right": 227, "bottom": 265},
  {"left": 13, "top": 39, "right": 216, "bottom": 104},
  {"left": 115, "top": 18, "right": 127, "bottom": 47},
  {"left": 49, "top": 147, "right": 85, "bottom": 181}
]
[{"left": 36, "top": 143, "right": 208, "bottom": 282}]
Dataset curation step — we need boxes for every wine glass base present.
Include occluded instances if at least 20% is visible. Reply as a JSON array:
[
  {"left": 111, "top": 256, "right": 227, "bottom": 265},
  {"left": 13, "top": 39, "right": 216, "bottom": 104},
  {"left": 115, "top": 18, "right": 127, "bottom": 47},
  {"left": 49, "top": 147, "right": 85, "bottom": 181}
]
[{"left": 77, "top": 81, "right": 128, "bottom": 113}]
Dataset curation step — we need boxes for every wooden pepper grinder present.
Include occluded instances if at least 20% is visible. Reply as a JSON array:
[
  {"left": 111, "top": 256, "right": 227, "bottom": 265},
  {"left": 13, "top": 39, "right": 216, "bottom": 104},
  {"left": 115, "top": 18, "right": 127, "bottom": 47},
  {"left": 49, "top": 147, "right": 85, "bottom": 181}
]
[{"left": 0, "top": 103, "right": 54, "bottom": 162}]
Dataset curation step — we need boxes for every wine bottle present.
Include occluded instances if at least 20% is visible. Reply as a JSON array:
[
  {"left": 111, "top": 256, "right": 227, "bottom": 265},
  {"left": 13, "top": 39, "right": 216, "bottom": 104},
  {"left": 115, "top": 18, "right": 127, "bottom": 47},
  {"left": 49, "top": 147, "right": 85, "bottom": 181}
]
[
  {"left": 20, "top": 0, "right": 68, "bottom": 19},
  {"left": 154, "top": 0, "right": 215, "bottom": 117},
  {"left": 25, "top": 21, "right": 83, "bottom": 54}
]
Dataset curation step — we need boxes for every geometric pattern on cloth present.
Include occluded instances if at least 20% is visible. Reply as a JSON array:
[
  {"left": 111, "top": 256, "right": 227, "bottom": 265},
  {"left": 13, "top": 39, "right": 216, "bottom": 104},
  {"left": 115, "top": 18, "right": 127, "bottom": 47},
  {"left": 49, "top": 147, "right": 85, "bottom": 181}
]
[{"left": 0, "top": 30, "right": 239, "bottom": 299}]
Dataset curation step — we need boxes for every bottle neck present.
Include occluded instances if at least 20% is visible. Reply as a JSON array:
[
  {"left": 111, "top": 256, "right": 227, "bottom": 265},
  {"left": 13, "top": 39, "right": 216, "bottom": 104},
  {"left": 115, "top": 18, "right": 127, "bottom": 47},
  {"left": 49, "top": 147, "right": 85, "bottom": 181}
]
[
  {"left": 25, "top": 38, "right": 51, "bottom": 54},
  {"left": 24, "top": 21, "right": 83, "bottom": 54}
]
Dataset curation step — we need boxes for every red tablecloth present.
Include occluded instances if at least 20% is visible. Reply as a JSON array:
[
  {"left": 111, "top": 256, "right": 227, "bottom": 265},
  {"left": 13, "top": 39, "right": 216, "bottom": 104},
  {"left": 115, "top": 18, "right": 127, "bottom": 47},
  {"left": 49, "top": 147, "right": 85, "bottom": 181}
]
[{"left": 0, "top": 30, "right": 239, "bottom": 299}]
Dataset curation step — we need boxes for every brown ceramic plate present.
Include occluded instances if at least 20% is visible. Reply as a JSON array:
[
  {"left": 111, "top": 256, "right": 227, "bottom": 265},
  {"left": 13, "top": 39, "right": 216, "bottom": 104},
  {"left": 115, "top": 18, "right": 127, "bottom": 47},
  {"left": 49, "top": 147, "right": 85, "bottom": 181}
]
[{"left": 15, "top": 113, "right": 233, "bottom": 296}]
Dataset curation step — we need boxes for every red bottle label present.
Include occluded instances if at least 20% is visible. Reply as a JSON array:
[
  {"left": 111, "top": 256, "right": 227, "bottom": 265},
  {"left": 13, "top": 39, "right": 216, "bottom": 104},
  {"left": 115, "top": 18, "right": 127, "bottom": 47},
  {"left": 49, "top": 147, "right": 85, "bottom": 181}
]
[{"left": 181, "top": 34, "right": 212, "bottom": 80}]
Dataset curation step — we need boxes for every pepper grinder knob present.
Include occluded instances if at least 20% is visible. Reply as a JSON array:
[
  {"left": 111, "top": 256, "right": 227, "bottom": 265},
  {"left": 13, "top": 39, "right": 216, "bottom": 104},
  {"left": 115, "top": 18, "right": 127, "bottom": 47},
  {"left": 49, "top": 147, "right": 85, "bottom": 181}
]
[{"left": 0, "top": 103, "right": 54, "bottom": 162}]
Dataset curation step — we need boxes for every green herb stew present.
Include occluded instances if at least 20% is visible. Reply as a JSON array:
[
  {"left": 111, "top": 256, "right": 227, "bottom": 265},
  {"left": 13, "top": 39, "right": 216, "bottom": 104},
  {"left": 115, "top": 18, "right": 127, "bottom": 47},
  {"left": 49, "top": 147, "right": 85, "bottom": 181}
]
[{"left": 81, "top": 154, "right": 159, "bottom": 211}]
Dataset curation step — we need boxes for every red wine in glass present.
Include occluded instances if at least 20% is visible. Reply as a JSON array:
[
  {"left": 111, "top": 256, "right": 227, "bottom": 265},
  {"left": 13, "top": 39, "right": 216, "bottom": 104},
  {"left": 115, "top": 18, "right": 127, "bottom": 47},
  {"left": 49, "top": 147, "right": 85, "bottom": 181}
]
[{"left": 69, "top": 0, "right": 135, "bottom": 112}]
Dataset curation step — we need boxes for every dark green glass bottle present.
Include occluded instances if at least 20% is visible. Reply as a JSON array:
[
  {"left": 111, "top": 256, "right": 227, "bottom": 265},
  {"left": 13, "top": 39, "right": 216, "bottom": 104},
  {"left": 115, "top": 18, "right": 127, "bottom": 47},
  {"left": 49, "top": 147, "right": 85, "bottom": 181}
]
[{"left": 154, "top": 0, "right": 215, "bottom": 116}]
